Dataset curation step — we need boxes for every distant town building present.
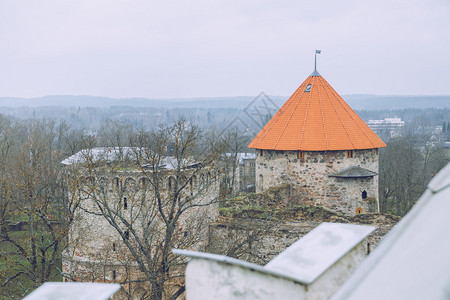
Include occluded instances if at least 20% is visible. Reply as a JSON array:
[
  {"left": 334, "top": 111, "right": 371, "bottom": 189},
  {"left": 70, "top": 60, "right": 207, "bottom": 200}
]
[
  {"left": 237, "top": 152, "right": 256, "bottom": 191},
  {"left": 367, "top": 117, "right": 404, "bottom": 139}
]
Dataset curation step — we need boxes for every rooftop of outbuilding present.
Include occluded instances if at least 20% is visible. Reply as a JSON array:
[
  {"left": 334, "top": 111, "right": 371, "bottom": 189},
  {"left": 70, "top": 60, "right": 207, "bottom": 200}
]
[{"left": 329, "top": 166, "right": 378, "bottom": 178}]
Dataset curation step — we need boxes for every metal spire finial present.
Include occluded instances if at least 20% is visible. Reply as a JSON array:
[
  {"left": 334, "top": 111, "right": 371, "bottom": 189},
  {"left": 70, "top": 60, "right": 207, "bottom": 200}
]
[{"left": 311, "top": 50, "right": 322, "bottom": 77}]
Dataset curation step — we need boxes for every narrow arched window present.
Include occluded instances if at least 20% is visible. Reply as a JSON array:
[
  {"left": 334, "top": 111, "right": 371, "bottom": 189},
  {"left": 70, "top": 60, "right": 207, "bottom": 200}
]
[
  {"left": 206, "top": 172, "right": 211, "bottom": 190},
  {"left": 362, "top": 190, "right": 367, "bottom": 199},
  {"left": 259, "top": 174, "right": 264, "bottom": 191},
  {"left": 123, "top": 197, "right": 128, "bottom": 209},
  {"left": 190, "top": 175, "right": 197, "bottom": 196},
  {"left": 199, "top": 174, "right": 205, "bottom": 191},
  {"left": 168, "top": 176, "right": 176, "bottom": 193}
]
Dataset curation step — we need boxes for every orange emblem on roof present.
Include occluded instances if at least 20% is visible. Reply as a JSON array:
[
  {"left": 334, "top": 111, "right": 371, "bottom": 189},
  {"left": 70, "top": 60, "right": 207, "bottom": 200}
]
[{"left": 248, "top": 74, "right": 386, "bottom": 151}]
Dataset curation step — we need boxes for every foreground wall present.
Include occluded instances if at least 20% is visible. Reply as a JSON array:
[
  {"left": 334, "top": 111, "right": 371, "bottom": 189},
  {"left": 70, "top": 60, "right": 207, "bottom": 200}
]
[
  {"left": 181, "top": 223, "right": 376, "bottom": 300},
  {"left": 208, "top": 213, "right": 399, "bottom": 265}
]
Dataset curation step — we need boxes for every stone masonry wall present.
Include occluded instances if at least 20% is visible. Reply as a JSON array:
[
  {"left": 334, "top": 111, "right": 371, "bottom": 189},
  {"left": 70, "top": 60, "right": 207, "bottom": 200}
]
[
  {"left": 256, "top": 149, "right": 379, "bottom": 215},
  {"left": 208, "top": 213, "right": 399, "bottom": 266},
  {"left": 67, "top": 170, "right": 220, "bottom": 258},
  {"left": 211, "top": 185, "right": 399, "bottom": 266}
]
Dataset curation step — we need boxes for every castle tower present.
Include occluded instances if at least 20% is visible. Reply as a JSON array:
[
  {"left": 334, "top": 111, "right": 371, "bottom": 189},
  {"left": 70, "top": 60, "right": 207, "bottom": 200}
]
[{"left": 248, "top": 59, "right": 386, "bottom": 215}]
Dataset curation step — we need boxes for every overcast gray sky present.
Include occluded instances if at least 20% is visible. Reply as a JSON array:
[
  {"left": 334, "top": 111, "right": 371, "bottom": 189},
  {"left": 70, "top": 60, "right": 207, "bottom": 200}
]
[{"left": 1, "top": 0, "right": 449, "bottom": 99}]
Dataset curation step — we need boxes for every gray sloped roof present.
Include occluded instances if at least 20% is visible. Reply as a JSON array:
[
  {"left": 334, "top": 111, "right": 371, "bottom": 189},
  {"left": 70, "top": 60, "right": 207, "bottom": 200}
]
[
  {"left": 61, "top": 147, "right": 138, "bottom": 165},
  {"left": 23, "top": 282, "right": 120, "bottom": 300},
  {"left": 61, "top": 147, "right": 199, "bottom": 170},
  {"left": 331, "top": 162, "right": 450, "bottom": 300},
  {"left": 329, "top": 166, "right": 377, "bottom": 178}
]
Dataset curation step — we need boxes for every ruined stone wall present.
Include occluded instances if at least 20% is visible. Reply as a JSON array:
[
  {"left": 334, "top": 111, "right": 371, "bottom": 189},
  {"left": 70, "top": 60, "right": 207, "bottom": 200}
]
[
  {"left": 207, "top": 213, "right": 399, "bottom": 266},
  {"left": 62, "top": 252, "right": 148, "bottom": 299},
  {"left": 255, "top": 149, "right": 379, "bottom": 215}
]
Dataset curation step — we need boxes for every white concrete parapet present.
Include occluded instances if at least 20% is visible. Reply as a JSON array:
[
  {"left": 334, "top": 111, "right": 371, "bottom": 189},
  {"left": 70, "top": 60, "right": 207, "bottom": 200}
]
[
  {"left": 23, "top": 282, "right": 121, "bottom": 300},
  {"left": 174, "top": 222, "right": 375, "bottom": 299}
]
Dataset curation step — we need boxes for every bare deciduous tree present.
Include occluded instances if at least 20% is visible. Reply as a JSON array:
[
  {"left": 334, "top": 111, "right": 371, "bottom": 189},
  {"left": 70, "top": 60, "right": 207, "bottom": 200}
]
[
  {"left": 217, "top": 128, "right": 253, "bottom": 197},
  {"left": 0, "top": 119, "right": 82, "bottom": 298},
  {"left": 379, "top": 135, "right": 447, "bottom": 216}
]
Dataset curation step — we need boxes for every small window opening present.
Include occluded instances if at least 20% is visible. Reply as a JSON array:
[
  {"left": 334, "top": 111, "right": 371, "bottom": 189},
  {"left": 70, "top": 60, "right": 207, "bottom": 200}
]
[
  {"left": 305, "top": 84, "right": 312, "bottom": 92},
  {"left": 123, "top": 197, "right": 127, "bottom": 209},
  {"left": 356, "top": 207, "right": 362, "bottom": 214},
  {"left": 347, "top": 150, "right": 353, "bottom": 158},
  {"left": 260, "top": 149, "right": 263, "bottom": 156},
  {"left": 362, "top": 190, "right": 367, "bottom": 199},
  {"left": 184, "top": 231, "right": 188, "bottom": 237},
  {"left": 367, "top": 242, "right": 371, "bottom": 255},
  {"left": 124, "top": 230, "right": 129, "bottom": 239},
  {"left": 112, "top": 243, "right": 116, "bottom": 251},
  {"left": 140, "top": 178, "right": 146, "bottom": 188},
  {"left": 114, "top": 178, "right": 119, "bottom": 188},
  {"left": 297, "top": 151, "right": 304, "bottom": 159},
  {"left": 112, "top": 270, "right": 116, "bottom": 281}
]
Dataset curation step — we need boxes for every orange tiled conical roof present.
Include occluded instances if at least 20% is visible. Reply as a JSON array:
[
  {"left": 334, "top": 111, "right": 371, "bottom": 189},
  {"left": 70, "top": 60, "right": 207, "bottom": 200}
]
[{"left": 248, "top": 73, "right": 386, "bottom": 151}]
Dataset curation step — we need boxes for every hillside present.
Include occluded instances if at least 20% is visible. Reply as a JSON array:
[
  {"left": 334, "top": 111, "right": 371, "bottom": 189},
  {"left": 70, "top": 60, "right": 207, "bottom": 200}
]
[{"left": 1, "top": 94, "right": 449, "bottom": 110}]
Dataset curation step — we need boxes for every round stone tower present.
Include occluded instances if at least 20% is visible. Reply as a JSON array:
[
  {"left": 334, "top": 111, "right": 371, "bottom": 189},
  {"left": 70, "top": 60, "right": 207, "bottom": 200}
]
[{"left": 248, "top": 64, "right": 386, "bottom": 216}]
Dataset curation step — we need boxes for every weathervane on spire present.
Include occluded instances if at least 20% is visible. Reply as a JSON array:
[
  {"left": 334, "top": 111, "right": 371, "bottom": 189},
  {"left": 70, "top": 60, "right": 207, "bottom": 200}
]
[
  {"left": 311, "top": 50, "right": 322, "bottom": 77},
  {"left": 315, "top": 50, "right": 321, "bottom": 71}
]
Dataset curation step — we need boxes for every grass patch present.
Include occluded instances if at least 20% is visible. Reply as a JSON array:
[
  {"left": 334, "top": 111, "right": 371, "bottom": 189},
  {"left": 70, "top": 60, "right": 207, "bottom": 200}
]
[
  {"left": 0, "top": 230, "right": 63, "bottom": 299},
  {"left": 219, "top": 205, "right": 272, "bottom": 219}
]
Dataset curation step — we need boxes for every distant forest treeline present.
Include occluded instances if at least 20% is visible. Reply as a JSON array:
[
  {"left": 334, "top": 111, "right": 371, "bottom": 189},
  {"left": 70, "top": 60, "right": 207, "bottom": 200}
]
[
  {"left": 1, "top": 94, "right": 449, "bottom": 133},
  {"left": 0, "top": 106, "right": 449, "bottom": 134},
  {"left": 1, "top": 94, "right": 450, "bottom": 109}
]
